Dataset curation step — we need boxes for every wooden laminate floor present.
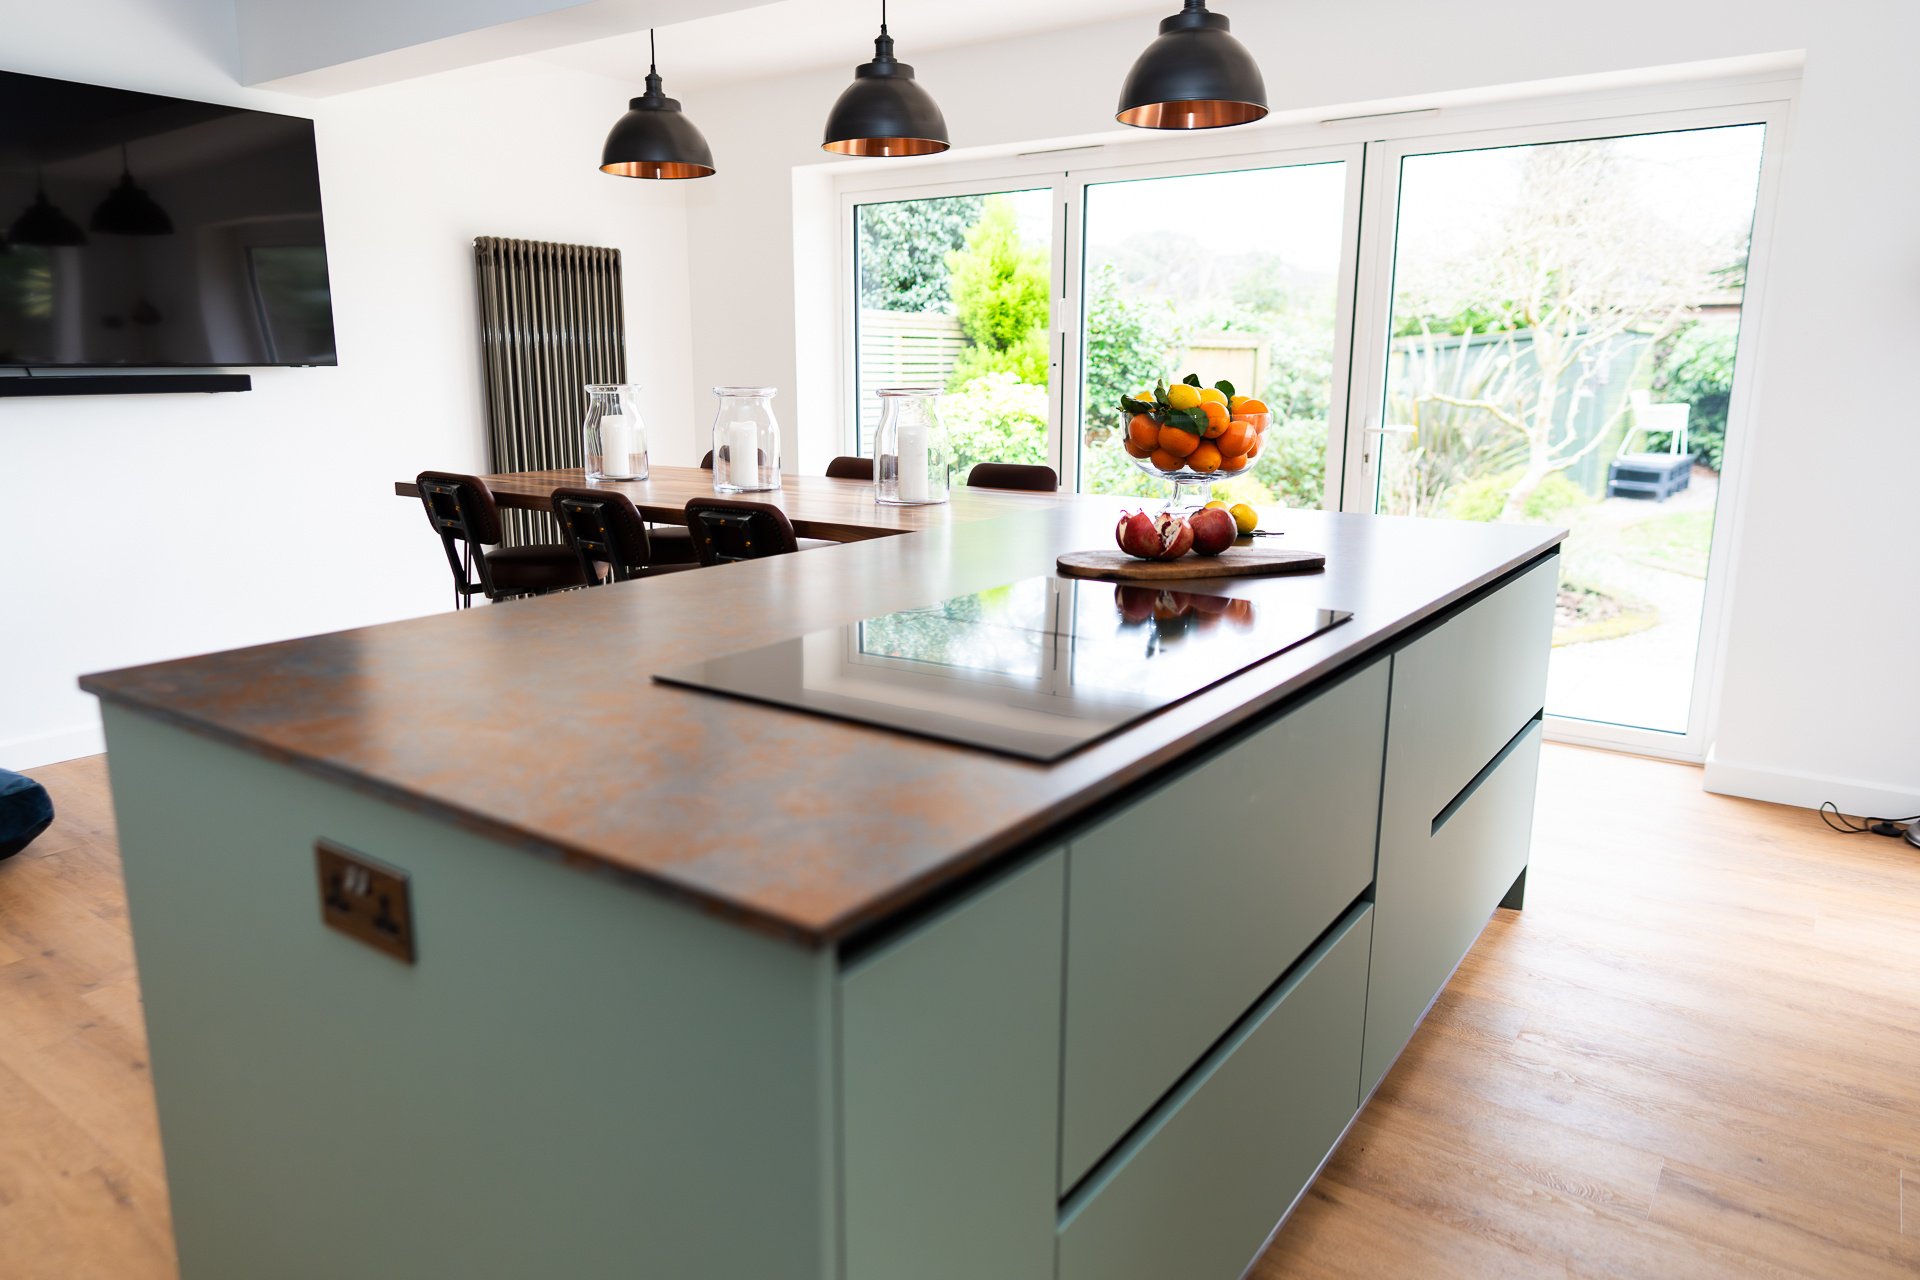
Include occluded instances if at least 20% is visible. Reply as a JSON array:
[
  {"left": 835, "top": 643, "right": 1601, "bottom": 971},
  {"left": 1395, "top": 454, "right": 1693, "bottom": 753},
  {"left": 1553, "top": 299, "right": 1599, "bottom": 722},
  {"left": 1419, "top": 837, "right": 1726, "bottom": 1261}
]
[{"left": 2, "top": 746, "right": 1916, "bottom": 1278}]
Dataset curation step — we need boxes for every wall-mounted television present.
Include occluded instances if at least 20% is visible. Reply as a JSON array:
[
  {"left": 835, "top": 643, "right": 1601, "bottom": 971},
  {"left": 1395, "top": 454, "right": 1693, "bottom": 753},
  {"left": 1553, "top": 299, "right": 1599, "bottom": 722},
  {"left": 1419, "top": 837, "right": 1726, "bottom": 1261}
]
[{"left": 0, "top": 70, "right": 336, "bottom": 369}]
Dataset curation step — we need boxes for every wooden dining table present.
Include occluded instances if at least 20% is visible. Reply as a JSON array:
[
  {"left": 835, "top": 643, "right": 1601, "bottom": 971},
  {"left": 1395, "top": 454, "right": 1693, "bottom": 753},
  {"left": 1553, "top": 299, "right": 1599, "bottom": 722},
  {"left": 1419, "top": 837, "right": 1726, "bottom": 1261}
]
[{"left": 392, "top": 465, "right": 1082, "bottom": 543}]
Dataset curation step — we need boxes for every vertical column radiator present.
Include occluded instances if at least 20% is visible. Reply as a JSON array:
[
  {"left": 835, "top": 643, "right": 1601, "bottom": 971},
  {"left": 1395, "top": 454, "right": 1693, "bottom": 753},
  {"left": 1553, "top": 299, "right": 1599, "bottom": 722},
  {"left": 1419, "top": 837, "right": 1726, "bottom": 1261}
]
[{"left": 473, "top": 236, "right": 626, "bottom": 545}]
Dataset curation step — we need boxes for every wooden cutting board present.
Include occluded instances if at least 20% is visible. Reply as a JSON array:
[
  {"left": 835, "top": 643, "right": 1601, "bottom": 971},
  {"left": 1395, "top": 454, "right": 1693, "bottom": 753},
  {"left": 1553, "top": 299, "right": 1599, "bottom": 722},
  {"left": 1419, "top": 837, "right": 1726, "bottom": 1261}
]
[{"left": 1056, "top": 546, "right": 1325, "bottom": 581}]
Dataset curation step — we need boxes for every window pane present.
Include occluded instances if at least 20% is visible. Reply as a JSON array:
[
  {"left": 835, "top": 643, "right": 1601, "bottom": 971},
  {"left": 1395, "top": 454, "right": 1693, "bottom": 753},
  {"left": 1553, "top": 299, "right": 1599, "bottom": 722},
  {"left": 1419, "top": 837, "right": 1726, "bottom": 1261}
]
[
  {"left": 1372, "top": 125, "right": 1766, "bottom": 734},
  {"left": 854, "top": 189, "right": 1053, "bottom": 475},
  {"left": 1077, "top": 162, "right": 1348, "bottom": 507}
]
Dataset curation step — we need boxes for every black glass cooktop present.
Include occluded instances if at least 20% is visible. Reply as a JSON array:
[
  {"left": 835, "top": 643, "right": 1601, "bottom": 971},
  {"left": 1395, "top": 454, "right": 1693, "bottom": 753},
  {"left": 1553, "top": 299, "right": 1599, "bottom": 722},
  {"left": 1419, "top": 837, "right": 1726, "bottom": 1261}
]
[{"left": 653, "top": 576, "right": 1351, "bottom": 761}]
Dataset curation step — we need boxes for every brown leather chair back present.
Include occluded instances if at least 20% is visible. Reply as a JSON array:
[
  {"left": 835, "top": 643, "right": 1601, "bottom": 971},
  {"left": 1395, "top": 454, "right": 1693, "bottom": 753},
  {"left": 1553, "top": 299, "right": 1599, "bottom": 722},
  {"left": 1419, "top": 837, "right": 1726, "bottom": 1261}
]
[
  {"left": 683, "top": 498, "right": 799, "bottom": 566},
  {"left": 417, "top": 471, "right": 502, "bottom": 605},
  {"left": 967, "top": 462, "right": 1058, "bottom": 492},
  {"left": 550, "top": 487, "right": 653, "bottom": 584},
  {"left": 825, "top": 455, "right": 871, "bottom": 481}
]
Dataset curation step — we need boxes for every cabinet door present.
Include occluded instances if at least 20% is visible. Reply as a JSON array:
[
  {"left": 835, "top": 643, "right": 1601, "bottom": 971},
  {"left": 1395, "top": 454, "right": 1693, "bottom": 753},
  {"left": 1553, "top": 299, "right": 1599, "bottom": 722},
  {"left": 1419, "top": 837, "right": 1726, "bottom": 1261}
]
[
  {"left": 1058, "top": 905, "right": 1372, "bottom": 1280},
  {"left": 1362, "top": 558, "right": 1554, "bottom": 1096},
  {"left": 1061, "top": 660, "right": 1387, "bottom": 1191},
  {"left": 840, "top": 851, "right": 1065, "bottom": 1280}
]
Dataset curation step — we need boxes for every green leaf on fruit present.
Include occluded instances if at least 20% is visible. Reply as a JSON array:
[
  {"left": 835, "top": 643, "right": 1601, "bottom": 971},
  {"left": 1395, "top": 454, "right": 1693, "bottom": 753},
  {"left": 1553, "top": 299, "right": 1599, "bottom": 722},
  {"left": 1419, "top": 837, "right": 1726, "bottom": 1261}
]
[
  {"left": 1119, "top": 396, "right": 1155, "bottom": 417},
  {"left": 1182, "top": 373, "right": 1202, "bottom": 388},
  {"left": 1214, "top": 379, "right": 1235, "bottom": 398}
]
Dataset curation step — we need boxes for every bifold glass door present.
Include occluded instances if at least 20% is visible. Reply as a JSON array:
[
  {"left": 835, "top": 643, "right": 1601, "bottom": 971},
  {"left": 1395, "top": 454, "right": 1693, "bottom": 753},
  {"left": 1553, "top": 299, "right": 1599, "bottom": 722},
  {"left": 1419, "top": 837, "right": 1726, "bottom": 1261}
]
[
  {"left": 1344, "top": 116, "right": 1774, "bottom": 748},
  {"left": 841, "top": 95, "right": 1781, "bottom": 755},
  {"left": 1071, "top": 155, "right": 1361, "bottom": 507}
]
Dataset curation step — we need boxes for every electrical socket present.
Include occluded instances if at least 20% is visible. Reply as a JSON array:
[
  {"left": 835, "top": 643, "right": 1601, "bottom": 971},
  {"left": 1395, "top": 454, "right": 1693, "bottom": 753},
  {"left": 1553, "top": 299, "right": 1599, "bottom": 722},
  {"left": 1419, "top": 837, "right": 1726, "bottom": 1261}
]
[{"left": 315, "top": 841, "right": 415, "bottom": 964}]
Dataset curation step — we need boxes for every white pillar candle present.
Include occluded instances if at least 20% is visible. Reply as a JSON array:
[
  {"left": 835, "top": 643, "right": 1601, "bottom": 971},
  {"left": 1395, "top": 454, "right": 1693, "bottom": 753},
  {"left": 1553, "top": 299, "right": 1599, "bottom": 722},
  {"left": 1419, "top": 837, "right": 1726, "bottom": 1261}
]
[
  {"left": 599, "top": 413, "right": 635, "bottom": 477},
  {"left": 898, "top": 422, "right": 929, "bottom": 503},
  {"left": 727, "top": 421, "right": 759, "bottom": 487}
]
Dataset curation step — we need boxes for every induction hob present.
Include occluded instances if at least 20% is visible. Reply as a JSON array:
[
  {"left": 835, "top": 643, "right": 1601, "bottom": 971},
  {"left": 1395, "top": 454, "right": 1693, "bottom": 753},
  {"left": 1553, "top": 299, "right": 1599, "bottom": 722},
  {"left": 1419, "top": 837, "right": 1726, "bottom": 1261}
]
[{"left": 653, "top": 576, "right": 1351, "bottom": 761}]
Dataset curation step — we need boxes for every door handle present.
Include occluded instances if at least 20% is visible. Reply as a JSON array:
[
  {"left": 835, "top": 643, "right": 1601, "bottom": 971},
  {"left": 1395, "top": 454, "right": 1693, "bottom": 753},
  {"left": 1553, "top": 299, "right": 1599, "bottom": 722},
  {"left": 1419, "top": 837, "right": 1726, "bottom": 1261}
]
[{"left": 1359, "top": 419, "right": 1416, "bottom": 468}]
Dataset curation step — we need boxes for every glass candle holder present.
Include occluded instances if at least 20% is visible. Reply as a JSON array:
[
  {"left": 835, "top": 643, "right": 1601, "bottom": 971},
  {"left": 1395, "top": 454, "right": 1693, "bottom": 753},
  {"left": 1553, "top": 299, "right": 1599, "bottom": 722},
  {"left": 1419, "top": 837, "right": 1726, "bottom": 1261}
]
[
  {"left": 711, "top": 386, "right": 782, "bottom": 493},
  {"left": 583, "top": 383, "right": 648, "bottom": 481},
  {"left": 874, "top": 387, "right": 949, "bottom": 506}
]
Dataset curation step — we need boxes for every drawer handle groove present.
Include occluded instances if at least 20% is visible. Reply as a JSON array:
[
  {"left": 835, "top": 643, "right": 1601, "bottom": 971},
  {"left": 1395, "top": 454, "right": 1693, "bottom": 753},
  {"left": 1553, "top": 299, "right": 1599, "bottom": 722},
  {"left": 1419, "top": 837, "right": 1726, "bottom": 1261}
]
[
  {"left": 1431, "top": 712, "right": 1542, "bottom": 837},
  {"left": 1057, "top": 898, "right": 1373, "bottom": 1222}
]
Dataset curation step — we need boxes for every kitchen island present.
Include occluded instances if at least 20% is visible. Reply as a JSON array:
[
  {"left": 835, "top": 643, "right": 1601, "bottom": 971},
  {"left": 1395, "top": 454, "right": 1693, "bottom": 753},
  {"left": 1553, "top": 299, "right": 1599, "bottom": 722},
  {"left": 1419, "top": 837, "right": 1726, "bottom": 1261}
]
[{"left": 85, "top": 483, "right": 1560, "bottom": 1280}]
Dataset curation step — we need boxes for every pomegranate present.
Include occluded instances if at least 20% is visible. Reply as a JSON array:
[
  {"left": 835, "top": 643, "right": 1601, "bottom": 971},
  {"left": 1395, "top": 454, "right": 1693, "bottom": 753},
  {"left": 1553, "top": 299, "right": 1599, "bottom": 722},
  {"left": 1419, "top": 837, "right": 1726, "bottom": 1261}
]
[
  {"left": 1114, "top": 509, "right": 1161, "bottom": 559},
  {"left": 1188, "top": 506, "right": 1237, "bottom": 556},
  {"left": 1152, "top": 511, "right": 1194, "bottom": 560}
]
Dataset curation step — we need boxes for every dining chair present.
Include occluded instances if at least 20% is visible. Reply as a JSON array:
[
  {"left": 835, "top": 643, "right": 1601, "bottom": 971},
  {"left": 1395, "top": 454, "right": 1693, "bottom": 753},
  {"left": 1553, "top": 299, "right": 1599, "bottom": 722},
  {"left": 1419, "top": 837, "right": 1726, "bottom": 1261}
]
[
  {"left": 550, "top": 487, "right": 702, "bottom": 584},
  {"left": 825, "top": 455, "right": 871, "bottom": 480},
  {"left": 682, "top": 498, "right": 800, "bottom": 566},
  {"left": 416, "top": 471, "right": 586, "bottom": 608},
  {"left": 700, "top": 448, "right": 770, "bottom": 469},
  {"left": 966, "top": 462, "right": 1059, "bottom": 492}
]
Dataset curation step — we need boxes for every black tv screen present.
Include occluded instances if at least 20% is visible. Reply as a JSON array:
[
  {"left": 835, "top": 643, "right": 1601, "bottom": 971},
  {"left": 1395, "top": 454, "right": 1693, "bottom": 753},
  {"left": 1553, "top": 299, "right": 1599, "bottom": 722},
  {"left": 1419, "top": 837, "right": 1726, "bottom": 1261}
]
[{"left": 0, "top": 70, "right": 336, "bottom": 368}]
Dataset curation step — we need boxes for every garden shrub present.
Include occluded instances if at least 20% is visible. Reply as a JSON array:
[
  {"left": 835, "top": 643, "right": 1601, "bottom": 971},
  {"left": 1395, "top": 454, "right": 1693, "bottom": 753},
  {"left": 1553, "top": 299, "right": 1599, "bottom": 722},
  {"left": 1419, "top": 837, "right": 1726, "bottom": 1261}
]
[{"left": 1445, "top": 468, "right": 1588, "bottom": 523}]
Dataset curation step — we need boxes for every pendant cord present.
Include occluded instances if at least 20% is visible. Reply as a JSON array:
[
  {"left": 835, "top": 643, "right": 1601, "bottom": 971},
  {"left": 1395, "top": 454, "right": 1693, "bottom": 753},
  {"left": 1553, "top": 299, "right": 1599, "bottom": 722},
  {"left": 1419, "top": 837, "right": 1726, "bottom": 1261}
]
[
  {"left": 881, "top": 0, "right": 888, "bottom": 34},
  {"left": 649, "top": 27, "right": 657, "bottom": 74}
]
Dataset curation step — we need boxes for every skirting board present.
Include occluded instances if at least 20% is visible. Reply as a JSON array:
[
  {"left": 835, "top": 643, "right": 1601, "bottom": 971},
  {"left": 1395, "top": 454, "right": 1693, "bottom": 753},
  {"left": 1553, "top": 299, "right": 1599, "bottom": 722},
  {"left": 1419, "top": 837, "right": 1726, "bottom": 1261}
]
[
  {"left": 0, "top": 722, "right": 106, "bottom": 771},
  {"left": 1704, "top": 752, "right": 1919, "bottom": 819}
]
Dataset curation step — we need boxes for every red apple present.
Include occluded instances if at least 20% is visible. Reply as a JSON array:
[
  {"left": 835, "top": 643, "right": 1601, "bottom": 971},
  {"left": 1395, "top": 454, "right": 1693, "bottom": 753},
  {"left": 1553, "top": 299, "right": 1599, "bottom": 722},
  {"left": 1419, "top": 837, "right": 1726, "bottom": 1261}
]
[{"left": 1188, "top": 506, "right": 1237, "bottom": 556}]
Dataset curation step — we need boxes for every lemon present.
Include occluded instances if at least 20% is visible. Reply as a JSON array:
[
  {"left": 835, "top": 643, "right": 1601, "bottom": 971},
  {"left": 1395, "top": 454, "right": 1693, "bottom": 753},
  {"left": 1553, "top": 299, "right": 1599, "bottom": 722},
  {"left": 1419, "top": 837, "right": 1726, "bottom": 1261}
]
[
  {"left": 1166, "top": 383, "right": 1202, "bottom": 411},
  {"left": 1229, "top": 394, "right": 1250, "bottom": 410},
  {"left": 1198, "top": 387, "right": 1228, "bottom": 406},
  {"left": 1204, "top": 499, "right": 1228, "bottom": 510},
  {"left": 1229, "top": 503, "right": 1258, "bottom": 535},
  {"left": 1132, "top": 389, "right": 1155, "bottom": 403}
]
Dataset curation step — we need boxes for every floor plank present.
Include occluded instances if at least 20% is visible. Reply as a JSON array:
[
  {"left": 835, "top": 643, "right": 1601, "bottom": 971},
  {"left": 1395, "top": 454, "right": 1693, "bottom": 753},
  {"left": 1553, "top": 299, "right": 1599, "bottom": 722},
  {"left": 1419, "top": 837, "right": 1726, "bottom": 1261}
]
[{"left": 2, "top": 747, "right": 1916, "bottom": 1278}]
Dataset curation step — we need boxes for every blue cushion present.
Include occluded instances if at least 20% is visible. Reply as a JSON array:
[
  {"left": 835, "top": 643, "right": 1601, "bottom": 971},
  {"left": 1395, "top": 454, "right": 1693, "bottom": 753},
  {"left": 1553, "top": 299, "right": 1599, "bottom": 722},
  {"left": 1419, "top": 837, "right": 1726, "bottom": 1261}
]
[{"left": 0, "top": 769, "right": 55, "bottom": 859}]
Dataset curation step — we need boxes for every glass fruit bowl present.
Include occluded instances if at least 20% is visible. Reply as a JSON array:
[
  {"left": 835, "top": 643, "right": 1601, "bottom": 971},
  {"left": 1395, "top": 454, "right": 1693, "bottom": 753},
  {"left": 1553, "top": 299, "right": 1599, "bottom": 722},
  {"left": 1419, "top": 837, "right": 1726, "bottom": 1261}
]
[{"left": 1118, "top": 403, "right": 1271, "bottom": 508}]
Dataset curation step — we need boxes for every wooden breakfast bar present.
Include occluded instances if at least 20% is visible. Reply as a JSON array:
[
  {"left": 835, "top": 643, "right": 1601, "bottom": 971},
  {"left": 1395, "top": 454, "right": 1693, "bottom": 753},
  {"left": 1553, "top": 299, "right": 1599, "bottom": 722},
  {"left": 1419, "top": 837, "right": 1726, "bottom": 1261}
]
[{"left": 85, "top": 478, "right": 1562, "bottom": 1280}]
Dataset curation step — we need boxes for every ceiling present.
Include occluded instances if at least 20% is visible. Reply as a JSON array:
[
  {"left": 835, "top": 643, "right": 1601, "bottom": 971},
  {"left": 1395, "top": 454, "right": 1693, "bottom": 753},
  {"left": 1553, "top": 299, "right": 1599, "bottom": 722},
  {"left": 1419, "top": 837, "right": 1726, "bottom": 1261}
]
[{"left": 537, "top": 0, "right": 1172, "bottom": 90}]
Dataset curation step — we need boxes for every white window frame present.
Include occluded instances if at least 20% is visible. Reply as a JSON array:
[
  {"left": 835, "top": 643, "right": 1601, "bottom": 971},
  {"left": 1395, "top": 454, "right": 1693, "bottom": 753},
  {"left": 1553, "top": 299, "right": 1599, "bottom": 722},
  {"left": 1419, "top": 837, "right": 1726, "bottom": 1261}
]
[{"left": 828, "top": 69, "right": 1797, "bottom": 764}]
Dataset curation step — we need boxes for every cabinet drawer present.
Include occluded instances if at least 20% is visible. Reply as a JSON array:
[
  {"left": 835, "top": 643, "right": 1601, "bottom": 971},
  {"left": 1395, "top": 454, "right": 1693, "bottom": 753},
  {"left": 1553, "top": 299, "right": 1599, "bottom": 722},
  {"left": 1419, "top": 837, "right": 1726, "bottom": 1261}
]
[
  {"left": 1393, "top": 556, "right": 1556, "bottom": 818},
  {"left": 1060, "top": 660, "right": 1387, "bottom": 1191},
  {"left": 1058, "top": 905, "right": 1371, "bottom": 1280},
  {"left": 1363, "top": 717, "right": 1543, "bottom": 1092}
]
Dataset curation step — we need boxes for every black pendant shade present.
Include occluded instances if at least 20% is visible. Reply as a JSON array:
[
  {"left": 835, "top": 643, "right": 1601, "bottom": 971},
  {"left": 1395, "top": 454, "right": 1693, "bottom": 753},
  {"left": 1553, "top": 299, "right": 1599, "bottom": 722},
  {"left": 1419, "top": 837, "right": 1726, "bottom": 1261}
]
[
  {"left": 822, "top": 3, "right": 949, "bottom": 157},
  {"left": 601, "top": 30, "right": 715, "bottom": 180},
  {"left": 9, "top": 179, "right": 88, "bottom": 247},
  {"left": 91, "top": 149, "right": 174, "bottom": 236},
  {"left": 1118, "top": 0, "right": 1268, "bottom": 130}
]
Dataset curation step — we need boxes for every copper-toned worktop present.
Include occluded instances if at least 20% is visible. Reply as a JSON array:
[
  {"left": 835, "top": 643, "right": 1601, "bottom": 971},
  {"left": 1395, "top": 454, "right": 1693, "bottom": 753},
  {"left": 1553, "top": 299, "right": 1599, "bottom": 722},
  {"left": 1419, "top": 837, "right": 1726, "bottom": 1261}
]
[{"left": 82, "top": 481, "right": 1561, "bottom": 947}]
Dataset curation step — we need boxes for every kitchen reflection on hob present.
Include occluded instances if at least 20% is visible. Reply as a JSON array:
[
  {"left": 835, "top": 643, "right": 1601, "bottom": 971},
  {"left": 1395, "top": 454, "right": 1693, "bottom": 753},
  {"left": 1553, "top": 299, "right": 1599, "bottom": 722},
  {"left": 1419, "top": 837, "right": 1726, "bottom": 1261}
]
[{"left": 654, "top": 576, "right": 1351, "bottom": 761}]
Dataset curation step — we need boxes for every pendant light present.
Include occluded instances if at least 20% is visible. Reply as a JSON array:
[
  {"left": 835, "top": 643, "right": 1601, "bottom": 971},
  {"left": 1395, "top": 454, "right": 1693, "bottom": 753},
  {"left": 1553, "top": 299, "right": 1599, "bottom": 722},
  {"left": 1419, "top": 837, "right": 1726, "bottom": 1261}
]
[
  {"left": 600, "top": 29, "right": 716, "bottom": 180},
  {"left": 9, "top": 171, "right": 88, "bottom": 247},
  {"left": 822, "top": 0, "right": 949, "bottom": 157},
  {"left": 1117, "top": 0, "right": 1268, "bottom": 131},
  {"left": 91, "top": 144, "right": 174, "bottom": 236}
]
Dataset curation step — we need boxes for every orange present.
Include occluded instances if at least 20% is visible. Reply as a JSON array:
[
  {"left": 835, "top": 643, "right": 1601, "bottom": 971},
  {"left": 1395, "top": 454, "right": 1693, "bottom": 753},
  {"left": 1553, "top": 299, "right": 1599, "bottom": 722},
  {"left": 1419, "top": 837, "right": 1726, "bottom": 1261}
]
[
  {"left": 1126, "top": 413, "right": 1159, "bottom": 450},
  {"left": 1148, "top": 447, "right": 1184, "bottom": 472},
  {"left": 1216, "top": 421, "right": 1254, "bottom": 457},
  {"left": 1157, "top": 424, "right": 1201, "bottom": 458},
  {"left": 1188, "top": 442, "right": 1222, "bottom": 473},
  {"left": 1123, "top": 439, "right": 1153, "bottom": 459},
  {"left": 1219, "top": 452, "right": 1249, "bottom": 472},
  {"left": 1246, "top": 411, "right": 1271, "bottom": 434},
  {"left": 1231, "top": 399, "right": 1270, "bottom": 420},
  {"left": 1245, "top": 433, "right": 1262, "bottom": 458},
  {"left": 1199, "top": 400, "right": 1230, "bottom": 436}
]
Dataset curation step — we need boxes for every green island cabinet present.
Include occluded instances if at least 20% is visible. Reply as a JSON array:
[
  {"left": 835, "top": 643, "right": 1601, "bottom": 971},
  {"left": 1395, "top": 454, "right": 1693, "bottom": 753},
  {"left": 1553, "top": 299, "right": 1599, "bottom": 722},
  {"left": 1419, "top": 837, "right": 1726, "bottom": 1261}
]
[{"left": 100, "top": 554, "right": 1557, "bottom": 1280}]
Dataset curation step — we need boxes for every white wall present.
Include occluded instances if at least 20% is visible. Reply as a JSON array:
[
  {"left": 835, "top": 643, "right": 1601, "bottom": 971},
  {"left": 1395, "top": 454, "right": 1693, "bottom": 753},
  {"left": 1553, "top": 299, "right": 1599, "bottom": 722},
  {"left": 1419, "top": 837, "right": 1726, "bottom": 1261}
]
[
  {"left": 0, "top": 0, "right": 687, "bottom": 767},
  {"left": 676, "top": 0, "right": 1920, "bottom": 813}
]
